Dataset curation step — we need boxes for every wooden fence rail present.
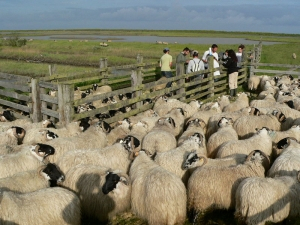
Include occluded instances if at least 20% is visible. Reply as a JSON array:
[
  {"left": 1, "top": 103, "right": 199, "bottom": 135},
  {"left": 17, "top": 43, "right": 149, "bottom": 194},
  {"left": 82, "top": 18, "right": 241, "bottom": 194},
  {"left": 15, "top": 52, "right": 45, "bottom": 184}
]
[{"left": 0, "top": 54, "right": 249, "bottom": 125}]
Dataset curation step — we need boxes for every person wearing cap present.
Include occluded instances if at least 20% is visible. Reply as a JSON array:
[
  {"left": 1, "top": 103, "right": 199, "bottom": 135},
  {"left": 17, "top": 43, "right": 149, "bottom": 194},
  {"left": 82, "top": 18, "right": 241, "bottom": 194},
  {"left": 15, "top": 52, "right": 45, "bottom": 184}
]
[
  {"left": 176, "top": 47, "right": 190, "bottom": 76},
  {"left": 159, "top": 47, "right": 173, "bottom": 88}
]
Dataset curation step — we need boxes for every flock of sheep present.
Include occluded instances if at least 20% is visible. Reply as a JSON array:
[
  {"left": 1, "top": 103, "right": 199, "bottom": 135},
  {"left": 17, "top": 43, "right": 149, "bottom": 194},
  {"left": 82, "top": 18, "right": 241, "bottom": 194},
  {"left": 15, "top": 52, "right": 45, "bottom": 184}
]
[{"left": 1, "top": 73, "right": 300, "bottom": 224}]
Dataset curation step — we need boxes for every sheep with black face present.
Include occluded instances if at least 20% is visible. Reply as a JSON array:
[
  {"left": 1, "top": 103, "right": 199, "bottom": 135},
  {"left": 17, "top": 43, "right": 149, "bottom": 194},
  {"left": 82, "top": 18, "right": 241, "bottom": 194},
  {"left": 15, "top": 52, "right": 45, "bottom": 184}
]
[
  {"left": 60, "top": 164, "right": 131, "bottom": 223},
  {"left": 0, "top": 126, "right": 26, "bottom": 145}
]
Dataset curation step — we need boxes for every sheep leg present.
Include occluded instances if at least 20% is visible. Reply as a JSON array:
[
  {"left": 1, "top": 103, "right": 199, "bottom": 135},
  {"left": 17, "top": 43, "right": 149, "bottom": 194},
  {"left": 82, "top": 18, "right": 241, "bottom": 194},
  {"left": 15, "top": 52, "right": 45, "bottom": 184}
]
[{"left": 188, "top": 208, "right": 199, "bottom": 224}]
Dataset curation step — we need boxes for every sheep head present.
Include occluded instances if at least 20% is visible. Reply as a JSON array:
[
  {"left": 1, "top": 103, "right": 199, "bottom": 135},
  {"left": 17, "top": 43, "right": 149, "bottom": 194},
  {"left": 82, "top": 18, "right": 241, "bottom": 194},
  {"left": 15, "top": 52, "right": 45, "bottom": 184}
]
[
  {"left": 245, "top": 150, "right": 270, "bottom": 171},
  {"left": 271, "top": 110, "right": 286, "bottom": 123},
  {"left": 217, "top": 117, "right": 233, "bottom": 128},
  {"left": 30, "top": 143, "right": 55, "bottom": 161},
  {"left": 39, "top": 163, "right": 65, "bottom": 187},
  {"left": 7, "top": 126, "right": 26, "bottom": 145},
  {"left": 182, "top": 151, "right": 207, "bottom": 170}
]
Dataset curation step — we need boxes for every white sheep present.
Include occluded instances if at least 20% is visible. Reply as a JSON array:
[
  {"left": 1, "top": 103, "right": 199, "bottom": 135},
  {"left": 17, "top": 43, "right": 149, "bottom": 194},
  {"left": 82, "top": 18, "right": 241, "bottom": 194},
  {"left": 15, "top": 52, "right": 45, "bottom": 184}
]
[
  {"left": 60, "top": 164, "right": 131, "bottom": 222},
  {"left": 217, "top": 95, "right": 230, "bottom": 111},
  {"left": 216, "top": 127, "right": 273, "bottom": 158},
  {"left": 0, "top": 143, "right": 55, "bottom": 179},
  {"left": 22, "top": 129, "right": 59, "bottom": 144},
  {"left": 222, "top": 92, "right": 249, "bottom": 112},
  {"left": 47, "top": 121, "right": 109, "bottom": 163},
  {"left": 129, "top": 150, "right": 187, "bottom": 225},
  {"left": 178, "top": 118, "right": 206, "bottom": 146},
  {"left": 268, "top": 137, "right": 300, "bottom": 177},
  {"left": 154, "top": 133, "right": 205, "bottom": 185},
  {"left": 57, "top": 135, "right": 140, "bottom": 174},
  {"left": 270, "top": 124, "right": 300, "bottom": 145},
  {"left": 247, "top": 75, "right": 262, "bottom": 91},
  {"left": 187, "top": 150, "right": 269, "bottom": 223},
  {"left": 182, "top": 151, "right": 246, "bottom": 172},
  {"left": 250, "top": 93, "right": 277, "bottom": 108},
  {"left": 0, "top": 163, "right": 64, "bottom": 193},
  {"left": 0, "top": 187, "right": 81, "bottom": 225},
  {"left": 206, "top": 117, "right": 238, "bottom": 158},
  {"left": 106, "top": 118, "right": 131, "bottom": 146},
  {"left": 235, "top": 173, "right": 300, "bottom": 225},
  {"left": 0, "top": 126, "right": 26, "bottom": 145},
  {"left": 233, "top": 110, "right": 286, "bottom": 139}
]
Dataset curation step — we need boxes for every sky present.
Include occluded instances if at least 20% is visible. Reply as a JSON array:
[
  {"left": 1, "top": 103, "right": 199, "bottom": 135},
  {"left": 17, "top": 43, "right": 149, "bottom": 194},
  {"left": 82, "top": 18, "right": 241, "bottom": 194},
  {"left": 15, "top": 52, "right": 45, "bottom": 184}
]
[{"left": 0, "top": 0, "right": 299, "bottom": 34}]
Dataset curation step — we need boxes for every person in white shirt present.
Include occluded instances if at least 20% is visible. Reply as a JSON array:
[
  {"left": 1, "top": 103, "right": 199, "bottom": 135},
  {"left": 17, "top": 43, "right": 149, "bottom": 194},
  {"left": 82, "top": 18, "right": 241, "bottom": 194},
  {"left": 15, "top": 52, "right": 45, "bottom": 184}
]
[
  {"left": 186, "top": 52, "right": 204, "bottom": 80},
  {"left": 236, "top": 44, "right": 244, "bottom": 69},
  {"left": 201, "top": 44, "right": 220, "bottom": 78}
]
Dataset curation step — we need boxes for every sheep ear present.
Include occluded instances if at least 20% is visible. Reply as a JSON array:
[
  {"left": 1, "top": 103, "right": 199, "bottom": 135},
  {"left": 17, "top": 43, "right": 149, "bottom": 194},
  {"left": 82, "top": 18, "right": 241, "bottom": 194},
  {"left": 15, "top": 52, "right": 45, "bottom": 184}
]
[
  {"left": 297, "top": 171, "right": 300, "bottom": 183},
  {"left": 168, "top": 117, "right": 176, "bottom": 128},
  {"left": 120, "top": 176, "right": 128, "bottom": 186},
  {"left": 101, "top": 121, "right": 111, "bottom": 133}
]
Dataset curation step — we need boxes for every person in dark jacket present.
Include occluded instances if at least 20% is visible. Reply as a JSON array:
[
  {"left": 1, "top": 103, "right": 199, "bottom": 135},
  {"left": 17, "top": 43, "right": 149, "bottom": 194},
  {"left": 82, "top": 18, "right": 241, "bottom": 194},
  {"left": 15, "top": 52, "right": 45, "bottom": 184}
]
[{"left": 222, "top": 49, "right": 239, "bottom": 97}]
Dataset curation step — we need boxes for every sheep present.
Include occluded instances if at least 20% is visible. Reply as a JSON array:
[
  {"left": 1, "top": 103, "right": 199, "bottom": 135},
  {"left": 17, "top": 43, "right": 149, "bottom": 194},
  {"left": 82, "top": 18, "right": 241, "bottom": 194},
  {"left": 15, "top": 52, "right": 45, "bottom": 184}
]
[
  {"left": 270, "top": 124, "right": 300, "bottom": 144},
  {"left": 233, "top": 110, "right": 286, "bottom": 139},
  {"left": 247, "top": 75, "right": 262, "bottom": 91},
  {"left": 141, "top": 129, "right": 177, "bottom": 155},
  {"left": 259, "top": 75, "right": 276, "bottom": 91},
  {"left": 276, "top": 90, "right": 296, "bottom": 104},
  {"left": 0, "top": 109, "right": 15, "bottom": 122},
  {"left": 182, "top": 151, "right": 246, "bottom": 172},
  {"left": 250, "top": 93, "right": 277, "bottom": 108},
  {"left": 57, "top": 135, "right": 140, "bottom": 174},
  {"left": 0, "top": 143, "right": 55, "bottom": 179},
  {"left": 216, "top": 127, "right": 274, "bottom": 159},
  {"left": 0, "top": 126, "right": 26, "bottom": 145},
  {"left": 45, "top": 120, "right": 88, "bottom": 138},
  {"left": 150, "top": 107, "right": 185, "bottom": 138},
  {"left": 129, "top": 150, "right": 187, "bottom": 225},
  {"left": 189, "top": 102, "right": 222, "bottom": 126},
  {"left": 235, "top": 173, "right": 300, "bottom": 225},
  {"left": 0, "top": 163, "right": 64, "bottom": 193},
  {"left": 60, "top": 164, "right": 131, "bottom": 222},
  {"left": 22, "top": 129, "right": 59, "bottom": 144},
  {"left": 292, "top": 53, "right": 297, "bottom": 59},
  {"left": 0, "top": 119, "right": 56, "bottom": 133},
  {"left": 206, "top": 117, "right": 238, "bottom": 158},
  {"left": 268, "top": 137, "right": 300, "bottom": 177},
  {"left": 154, "top": 133, "right": 205, "bottom": 185},
  {"left": 217, "top": 95, "right": 230, "bottom": 111},
  {"left": 178, "top": 118, "right": 206, "bottom": 146},
  {"left": 47, "top": 121, "right": 110, "bottom": 163},
  {"left": 205, "top": 106, "right": 259, "bottom": 140},
  {"left": 257, "top": 86, "right": 278, "bottom": 100},
  {"left": 106, "top": 118, "right": 131, "bottom": 146},
  {"left": 0, "top": 187, "right": 81, "bottom": 225},
  {"left": 222, "top": 92, "right": 249, "bottom": 112},
  {"left": 92, "top": 83, "right": 112, "bottom": 94},
  {"left": 187, "top": 150, "right": 269, "bottom": 223}
]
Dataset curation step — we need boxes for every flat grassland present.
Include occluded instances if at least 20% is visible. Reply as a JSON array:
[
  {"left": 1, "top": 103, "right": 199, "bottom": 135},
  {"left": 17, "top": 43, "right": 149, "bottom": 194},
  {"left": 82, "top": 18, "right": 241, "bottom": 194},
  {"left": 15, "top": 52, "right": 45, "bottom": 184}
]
[{"left": 0, "top": 29, "right": 299, "bottom": 78}]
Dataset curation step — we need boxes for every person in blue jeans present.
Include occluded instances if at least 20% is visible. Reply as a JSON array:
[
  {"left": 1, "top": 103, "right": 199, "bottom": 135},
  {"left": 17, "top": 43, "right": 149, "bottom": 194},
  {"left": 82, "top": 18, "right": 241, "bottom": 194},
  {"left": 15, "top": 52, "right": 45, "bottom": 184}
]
[{"left": 160, "top": 48, "right": 173, "bottom": 88}]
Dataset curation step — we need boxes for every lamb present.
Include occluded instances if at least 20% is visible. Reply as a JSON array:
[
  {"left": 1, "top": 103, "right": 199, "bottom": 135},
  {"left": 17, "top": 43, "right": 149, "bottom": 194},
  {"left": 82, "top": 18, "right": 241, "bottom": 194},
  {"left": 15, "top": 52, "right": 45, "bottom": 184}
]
[
  {"left": 57, "top": 135, "right": 140, "bottom": 174},
  {"left": 0, "top": 126, "right": 26, "bottom": 145},
  {"left": 47, "top": 121, "right": 110, "bottom": 163},
  {"left": 235, "top": 173, "right": 300, "bottom": 225},
  {"left": 154, "top": 133, "right": 205, "bottom": 185},
  {"left": 222, "top": 92, "right": 249, "bottom": 112},
  {"left": 0, "top": 187, "right": 81, "bottom": 225},
  {"left": 247, "top": 75, "right": 262, "bottom": 91},
  {"left": 216, "top": 127, "right": 273, "bottom": 158},
  {"left": 0, "top": 143, "right": 55, "bottom": 179},
  {"left": 233, "top": 110, "right": 286, "bottom": 139},
  {"left": 187, "top": 150, "right": 269, "bottom": 223},
  {"left": 129, "top": 150, "right": 187, "bottom": 225},
  {"left": 206, "top": 117, "right": 238, "bottom": 158},
  {"left": 0, "top": 163, "right": 64, "bottom": 193},
  {"left": 22, "top": 129, "right": 59, "bottom": 144},
  {"left": 268, "top": 137, "right": 300, "bottom": 177},
  {"left": 60, "top": 164, "right": 131, "bottom": 222}
]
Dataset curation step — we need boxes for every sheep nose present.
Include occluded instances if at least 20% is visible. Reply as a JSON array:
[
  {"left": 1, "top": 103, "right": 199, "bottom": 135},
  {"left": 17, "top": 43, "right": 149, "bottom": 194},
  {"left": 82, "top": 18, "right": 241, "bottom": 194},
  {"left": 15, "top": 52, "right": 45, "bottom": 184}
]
[{"left": 58, "top": 175, "right": 65, "bottom": 183}]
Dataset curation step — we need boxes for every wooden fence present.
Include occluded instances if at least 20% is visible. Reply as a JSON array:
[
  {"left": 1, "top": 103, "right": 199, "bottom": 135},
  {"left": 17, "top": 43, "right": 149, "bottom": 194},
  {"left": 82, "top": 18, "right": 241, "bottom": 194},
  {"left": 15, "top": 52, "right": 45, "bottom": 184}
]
[{"left": 0, "top": 54, "right": 249, "bottom": 125}]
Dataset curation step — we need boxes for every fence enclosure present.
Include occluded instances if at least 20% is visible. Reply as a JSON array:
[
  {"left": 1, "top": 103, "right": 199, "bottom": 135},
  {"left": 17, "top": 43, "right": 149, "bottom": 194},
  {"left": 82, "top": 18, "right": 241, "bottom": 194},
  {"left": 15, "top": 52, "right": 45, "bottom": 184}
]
[{"left": 0, "top": 44, "right": 279, "bottom": 126}]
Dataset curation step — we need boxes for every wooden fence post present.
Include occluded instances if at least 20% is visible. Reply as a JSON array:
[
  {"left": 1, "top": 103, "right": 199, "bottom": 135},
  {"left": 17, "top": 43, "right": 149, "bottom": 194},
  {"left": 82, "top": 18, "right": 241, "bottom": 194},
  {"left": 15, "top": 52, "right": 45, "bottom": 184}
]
[
  {"left": 250, "top": 49, "right": 256, "bottom": 77},
  {"left": 100, "top": 58, "right": 108, "bottom": 85},
  {"left": 131, "top": 54, "right": 143, "bottom": 109},
  {"left": 48, "top": 64, "right": 56, "bottom": 76},
  {"left": 207, "top": 56, "right": 214, "bottom": 98},
  {"left": 58, "top": 83, "right": 74, "bottom": 126},
  {"left": 30, "top": 78, "right": 42, "bottom": 122}
]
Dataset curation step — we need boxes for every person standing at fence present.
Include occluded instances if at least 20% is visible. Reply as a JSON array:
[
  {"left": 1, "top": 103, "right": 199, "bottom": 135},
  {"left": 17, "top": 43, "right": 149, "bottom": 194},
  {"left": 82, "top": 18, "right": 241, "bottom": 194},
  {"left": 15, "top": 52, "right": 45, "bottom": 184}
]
[
  {"left": 201, "top": 44, "right": 220, "bottom": 78},
  {"left": 186, "top": 52, "right": 204, "bottom": 80},
  {"left": 160, "top": 47, "right": 173, "bottom": 88},
  {"left": 236, "top": 44, "right": 246, "bottom": 69},
  {"left": 176, "top": 47, "right": 190, "bottom": 76},
  {"left": 222, "top": 49, "right": 239, "bottom": 97}
]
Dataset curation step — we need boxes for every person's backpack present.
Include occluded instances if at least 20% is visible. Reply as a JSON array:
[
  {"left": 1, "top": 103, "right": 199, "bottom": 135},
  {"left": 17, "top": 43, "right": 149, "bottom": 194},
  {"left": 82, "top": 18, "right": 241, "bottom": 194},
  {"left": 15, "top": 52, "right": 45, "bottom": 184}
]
[{"left": 191, "top": 59, "right": 201, "bottom": 72}]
